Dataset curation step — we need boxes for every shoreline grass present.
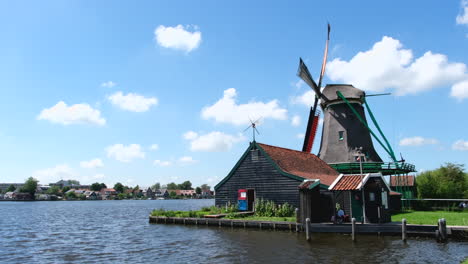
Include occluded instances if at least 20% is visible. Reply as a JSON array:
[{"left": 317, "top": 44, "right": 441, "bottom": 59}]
[{"left": 391, "top": 210, "right": 468, "bottom": 226}]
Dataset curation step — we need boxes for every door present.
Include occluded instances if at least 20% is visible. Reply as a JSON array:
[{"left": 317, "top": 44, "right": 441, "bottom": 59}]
[
  {"left": 247, "top": 189, "right": 255, "bottom": 211},
  {"left": 351, "top": 192, "right": 363, "bottom": 222}
]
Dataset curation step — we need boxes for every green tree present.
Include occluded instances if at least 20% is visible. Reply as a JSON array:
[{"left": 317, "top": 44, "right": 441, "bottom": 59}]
[
  {"left": 200, "top": 184, "right": 210, "bottom": 190},
  {"left": 178, "top": 181, "right": 193, "bottom": 190},
  {"left": 6, "top": 184, "right": 16, "bottom": 192},
  {"left": 20, "top": 177, "right": 38, "bottom": 197},
  {"left": 66, "top": 191, "right": 76, "bottom": 200},
  {"left": 46, "top": 186, "right": 61, "bottom": 195},
  {"left": 195, "top": 187, "right": 202, "bottom": 195},
  {"left": 114, "top": 182, "right": 124, "bottom": 193},
  {"left": 117, "top": 193, "right": 126, "bottom": 200},
  {"left": 90, "top": 182, "right": 103, "bottom": 191},
  {"left": 100, "top": 183, "right": 107, "bottom": 190},
  {"left": 166, "top": 182, "right": 178, "bottom": 190},
  {"left": 417, "top": 163, "right": 468, "bottom": 199},
  {"left": 169, "top": 191, "right": 177, "bottom": 198},
  {"left": 62, "top": 186, "right": 71, "bottom": 193},
  {"left": 152, "top": 182, "right": 161, "bottom": 190},
  {"left": 68, "top": 180, "right": 80, "bottom": 185}
]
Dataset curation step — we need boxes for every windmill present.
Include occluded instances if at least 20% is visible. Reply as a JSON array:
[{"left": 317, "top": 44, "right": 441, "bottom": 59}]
[
  {"left": 297, "top": 24, "right": 330, "bottom": 153},
  {"left": 243, "top": 117, "right": 261, "bottom": 141},
  {"left": 297, "top": 24, "right": 415, "bottom": 176}
]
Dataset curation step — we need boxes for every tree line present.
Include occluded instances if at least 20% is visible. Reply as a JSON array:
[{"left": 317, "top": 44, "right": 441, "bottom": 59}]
[{"left": 417, "top": 163, "right": 468, "bottom": 199}]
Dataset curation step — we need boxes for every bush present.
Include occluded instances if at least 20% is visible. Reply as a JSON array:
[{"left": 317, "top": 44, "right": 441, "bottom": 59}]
[{"left": 254, "top": 199, "right": 294, "bottom": 217}]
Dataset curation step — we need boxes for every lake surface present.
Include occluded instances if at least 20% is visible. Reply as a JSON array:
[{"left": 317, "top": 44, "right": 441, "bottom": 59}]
[{"left": 0, "top": 200, "right": 467, "bottom": 263}]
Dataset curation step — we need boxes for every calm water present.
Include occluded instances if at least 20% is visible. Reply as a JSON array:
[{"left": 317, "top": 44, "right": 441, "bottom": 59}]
[{"left": 0, "top": 200, "right": 467, "bottom": 264}]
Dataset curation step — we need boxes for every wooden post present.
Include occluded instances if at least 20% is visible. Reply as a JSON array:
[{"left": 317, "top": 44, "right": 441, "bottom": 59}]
[
  {"left": 295, "top": 208, "right": 300, "bottom": 232},
  {"left": 402, "top": 218, "right": 407, "bottom": 242},
  {"left": 305, "top": 218, "right": 311, "bottom": 241},
  {"left": 351, "top": 218, "right": 356, "bottom": 241},
  {"left": 438, "top": 218, "right": 447, "bottom": 242}
]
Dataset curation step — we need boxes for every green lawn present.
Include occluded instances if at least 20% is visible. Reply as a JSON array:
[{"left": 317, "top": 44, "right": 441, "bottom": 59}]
[{"left": 391, "top": 210, "right": 468, "bottom": 226}]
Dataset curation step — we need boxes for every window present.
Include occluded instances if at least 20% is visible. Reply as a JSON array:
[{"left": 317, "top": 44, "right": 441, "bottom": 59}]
[
  {"left": 369, "top": 192, "right": 375, "bottom": 202},
  {"left": 338, "top": 131, "right": 344, "bottom": 141}
]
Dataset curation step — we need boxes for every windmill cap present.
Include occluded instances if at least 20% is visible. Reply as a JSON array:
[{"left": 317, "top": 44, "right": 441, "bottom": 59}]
[{"left": 321, "top": 84, "right": 365, "bottom": 104}]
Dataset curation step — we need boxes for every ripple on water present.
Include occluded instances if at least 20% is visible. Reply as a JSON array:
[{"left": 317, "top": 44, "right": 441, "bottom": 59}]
[{"left": 0, "top": 200, "right": 467, "bottom": 263}]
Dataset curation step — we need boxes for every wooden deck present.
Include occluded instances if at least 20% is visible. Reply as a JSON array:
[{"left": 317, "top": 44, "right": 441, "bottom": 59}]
[{"left": 148, "top": 216, "right": 468, "bottom": 241}]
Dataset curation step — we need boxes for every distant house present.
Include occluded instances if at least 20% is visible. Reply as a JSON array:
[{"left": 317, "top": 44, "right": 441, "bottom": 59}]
[
  {"left": 143, "top": 187, "right": 154, "bottom": 199},
  {"left": 84, "top": 191, "right": 99, "bottom": 200},
  {"left": 201, "top": 189, "right": 213, "bottom": 198},
  {"left": 12, "top": 192, "right": 33, "bottom": 201},
  {"left": 50, "top": 180, "right": 90, "bottom": 190},
  {"left": 215, "top": 141, "right": 340, "bottom": 214},
  {"left": 389, "top": 175, "right": 416, "bottom": 199},
  {"left": 100, "top": 188, "right": 117, "bottom": 200},
  {"left": 4, "top": 192, "right": 15, "bottom": 199},
  {"left": 155, "top": 189, "right": 169, "bottom": 198},
  {"left": 180, "top": 190, "right": 196, "bottom": 197},
  {"left": 328, "top": 173, "right": 392, "bottom": 223},
  {"left": 0, "top": 183, "right": 24, "bottom": 193}
]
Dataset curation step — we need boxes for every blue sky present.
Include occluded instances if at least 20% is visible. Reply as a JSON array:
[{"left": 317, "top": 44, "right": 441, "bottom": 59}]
[{"left": 1, "top": 0, "right": 467, "bottom": 187}]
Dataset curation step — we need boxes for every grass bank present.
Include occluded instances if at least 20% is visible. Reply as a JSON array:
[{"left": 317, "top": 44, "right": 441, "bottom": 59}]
[{"left": 391, "top": 210, "right": 468, "bottom": 226}]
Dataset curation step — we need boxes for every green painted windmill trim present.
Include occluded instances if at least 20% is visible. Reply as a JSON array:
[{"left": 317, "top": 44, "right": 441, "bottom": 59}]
[
  {"left": 336, "top": 91, "right": 397, "bottom": 162},
  {"left": 363, "top": 97, "right": 397, "bottom": 162}
]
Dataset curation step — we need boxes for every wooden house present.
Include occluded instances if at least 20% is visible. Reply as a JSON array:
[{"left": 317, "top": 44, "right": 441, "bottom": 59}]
[
  {"left": 328, "top": 173, "right": 392, "bottom": 223},
  {"left": 215, "top": 141, "right": 339, "bottom": 218},
  {"left": 389, "top": 175, "right": 416, "bottom": 199}
]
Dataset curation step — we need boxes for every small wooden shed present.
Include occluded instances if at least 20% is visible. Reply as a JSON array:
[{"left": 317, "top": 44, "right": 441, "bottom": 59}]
[
  {"left": 214, "top": 141, "right": 339, "bottom": 212},
  {"left": 328, "top": 173, "right": 392, "bottom": 223}
]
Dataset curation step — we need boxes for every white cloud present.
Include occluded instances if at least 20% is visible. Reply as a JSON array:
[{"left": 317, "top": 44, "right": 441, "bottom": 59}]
[
  {"left": 202, "top": 88, "right": 288, "bottom": 126},
  {"left": 32, "top": 164, "right": 76, "bottom": 184},
  {"left": 450, "top": 79, "right": 468, "bottom": 100},
  {"left": 93, "top": 173, "right": 105, "bottom": 179},
  {"left": 292, "top": 90, "right": 316, "bottom": 107},
  {"left": 457, "top": 0, "right": 468, "bottom": 25},
  {"left": 106, "top": 144, "right": 145, "bottom": 162},
  {"left": 296, "top": 133, "right": 305, "bottom": 139},
  {"left": 101, "top": 81, "right": 116, "bottom": 88},
  {"left": 399, "top": 136, "right": 438, "bottom": 146},
  {"left": 291, "top": 115, "right": 301, "bottom": 127},
  {"left": 108, "top": 91, "right": 158, "bottom": 112},
  {"left": 452, "top": 140, "right": 468, "bottom": 151},
  {"left": 37, "top": 101, "right": 106, "bottom": 126},
  {"left": 184, "top": 131, "right": 246, "bottom": 152},
  {"left": 153, "top": 160, "right": 172, "bottom": 167},
  {"left": 178, "top": 156, "right": 198, "bottom": 165},
  {"left": 32, "top": 164, "right": 107, "bottom": 184},
  {"left": 150, "top": 144, "right": 159, "bottom": 151},
  {"left": 183, "top": 131, "right": 198, "bottom": 140},
  {"left": 154, "top": 25, "right": 202, "bottom": 53},
  {"left": 327, "top": 36, "right": 468, "bottom": 95},
  {"left": 80, "top": 158, "right": 104, "bottom": 169}
]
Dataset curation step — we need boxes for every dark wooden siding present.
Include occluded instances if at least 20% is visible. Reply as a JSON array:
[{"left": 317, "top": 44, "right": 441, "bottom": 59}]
[{"left": 215, "top": 149, "right": 302, "bottom": 208}]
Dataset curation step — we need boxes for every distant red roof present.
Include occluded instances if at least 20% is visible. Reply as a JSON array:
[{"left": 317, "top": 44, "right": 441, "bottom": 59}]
[
  {"left": 329, "top": 175, "right": 364, "bottom": 191},
  {"left": 390, "top": 191, "right": 402, "bottom": 196},
  {"left": 390, "top": 175, "right": 415, "bottom": 187},
  {"left": 257, "top": 143, "right": 339, "bottom": 186}
]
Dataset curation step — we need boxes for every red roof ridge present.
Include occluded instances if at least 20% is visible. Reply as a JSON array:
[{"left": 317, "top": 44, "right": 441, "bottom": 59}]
[{"left": 256, "top": 142, "right": 339, "bottom": 185}]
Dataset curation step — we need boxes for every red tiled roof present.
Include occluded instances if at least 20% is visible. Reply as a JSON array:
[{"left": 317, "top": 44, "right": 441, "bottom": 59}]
[
  {"left": 298, "top": 180, "right": 320, "bottom": 189},
  {"left": 390, "top": 191, "right": 402, "bottom": 196},
  {"left": 257, "top": 143, "right": 339, "bottom": 186},
  {"left": 390, "top": 175, "right": 415, "bottom": 187},
  {"left": 330, "top": 175, "right": 364, "bottom": 191}
]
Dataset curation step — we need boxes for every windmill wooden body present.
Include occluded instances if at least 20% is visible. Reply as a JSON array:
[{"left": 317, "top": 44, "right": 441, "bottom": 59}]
[{"left": 297, "top": 25, "right": 415, "bottom": 176}]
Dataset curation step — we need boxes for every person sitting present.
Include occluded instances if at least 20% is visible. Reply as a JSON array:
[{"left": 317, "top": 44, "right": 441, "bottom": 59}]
[{"left": 337, "top": 208, "right": 345, "bottom": 224}]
